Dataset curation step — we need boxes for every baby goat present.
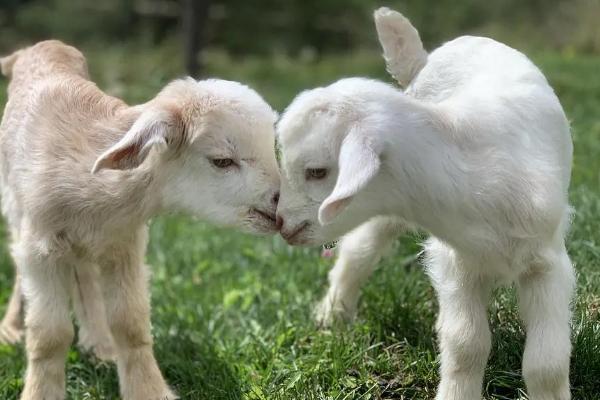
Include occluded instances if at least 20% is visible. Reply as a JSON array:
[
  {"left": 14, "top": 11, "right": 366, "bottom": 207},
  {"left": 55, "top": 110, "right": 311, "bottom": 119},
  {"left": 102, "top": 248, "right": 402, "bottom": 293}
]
[
  {"left": 0, "top": 40, "right": 280, "bottom": 400},
  {"left": 276, "top": 8, "right": 574, "bottom": 400}
]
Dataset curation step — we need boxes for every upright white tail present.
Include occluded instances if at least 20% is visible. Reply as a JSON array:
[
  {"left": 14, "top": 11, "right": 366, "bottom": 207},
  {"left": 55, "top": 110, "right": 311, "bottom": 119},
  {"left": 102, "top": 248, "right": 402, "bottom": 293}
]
[{"left": 374, "top": 7, "right": 427, "bottom": 88}]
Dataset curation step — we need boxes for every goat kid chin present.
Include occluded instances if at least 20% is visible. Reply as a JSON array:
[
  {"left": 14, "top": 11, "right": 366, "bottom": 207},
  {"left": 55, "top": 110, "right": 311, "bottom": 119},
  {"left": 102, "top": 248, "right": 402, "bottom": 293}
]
[
  {"left": 276, "top": 9, "right": 573, "bottom": 400},
  {"left": 0, "top": 40, "right": 280, "bottom": 400}
]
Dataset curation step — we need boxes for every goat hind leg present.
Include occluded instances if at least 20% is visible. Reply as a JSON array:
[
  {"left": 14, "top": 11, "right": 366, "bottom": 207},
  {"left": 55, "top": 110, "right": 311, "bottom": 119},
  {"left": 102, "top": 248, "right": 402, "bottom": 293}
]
[
  {"left": 0, "top": 271, "right": 24, "bottom": 344},
  {"left": 72, "top": 262, "right": 116, "bottom": 362},
  {"left": 518, "top": 245, "right": 573, "bottom": 400},
  {"left": 0, "top": 234, "right": 29, "bottom": 344}
]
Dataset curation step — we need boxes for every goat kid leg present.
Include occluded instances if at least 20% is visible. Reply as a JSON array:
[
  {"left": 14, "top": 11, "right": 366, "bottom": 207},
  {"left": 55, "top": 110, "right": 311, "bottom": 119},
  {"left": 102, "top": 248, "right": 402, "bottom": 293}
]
[
  {"left": 100, "top": 232, "right": 176, "bottom": 400},
  {"left": 0, "top": 271, "right": 24, "bottom": 344},
  {"left": 72, "top": 263, "right": 116, "bottom": 361},
  {"left": 518, "top": 244, "right": 574, "bottom": 400},
  {"left": 426, "top": 239, "right": 492, "bottom": 400},
  {"left": 0, "top": 234, "right": 28, "bottom": 344},
  {"left": 316, "top": 216, "right": 403, "bottom": 326},
  {"left": 18, "top": 243, "right": 73, "bottom": 400}
]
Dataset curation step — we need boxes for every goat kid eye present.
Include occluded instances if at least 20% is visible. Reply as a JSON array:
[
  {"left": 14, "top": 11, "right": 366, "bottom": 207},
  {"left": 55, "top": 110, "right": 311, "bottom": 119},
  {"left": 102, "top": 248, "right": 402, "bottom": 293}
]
[
  {"left": 211, "top": 158, "right": 235, "bottom": 168},
  {"left": 305, "top": 168, "right": 328, "bottom": 180}
]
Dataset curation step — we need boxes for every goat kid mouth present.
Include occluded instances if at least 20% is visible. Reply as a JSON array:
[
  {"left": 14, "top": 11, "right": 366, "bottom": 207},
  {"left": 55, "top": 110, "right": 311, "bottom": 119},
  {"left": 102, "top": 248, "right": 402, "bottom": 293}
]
[
  {"left": 250, "top": 208, "right": 278, "bottom": 230},
  {"left": 281, "top": 221, "right": 310, "bottom": 244}
]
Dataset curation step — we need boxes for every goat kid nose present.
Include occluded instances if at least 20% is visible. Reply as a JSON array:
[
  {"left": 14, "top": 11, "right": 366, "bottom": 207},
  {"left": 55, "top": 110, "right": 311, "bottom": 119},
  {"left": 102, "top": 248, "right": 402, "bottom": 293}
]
[
  {"left": 275, "top": 214, "right": 284, "bottom": 230},
  {"left": 271, "top": 191, "right": 280, "bottom": 206}
]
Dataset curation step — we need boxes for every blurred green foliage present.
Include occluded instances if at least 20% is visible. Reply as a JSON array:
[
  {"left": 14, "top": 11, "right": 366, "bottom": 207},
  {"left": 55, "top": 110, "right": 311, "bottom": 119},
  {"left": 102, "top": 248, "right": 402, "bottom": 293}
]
[{"left": 1, "top": 0, "right": 599, "bottom": 56}]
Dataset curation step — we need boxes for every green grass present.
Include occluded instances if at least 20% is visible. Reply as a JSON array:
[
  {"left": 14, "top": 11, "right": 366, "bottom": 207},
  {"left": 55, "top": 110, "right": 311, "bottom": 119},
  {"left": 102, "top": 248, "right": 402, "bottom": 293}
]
[{"left": 0, "top": 44, "right": 599, "bottom": 399}]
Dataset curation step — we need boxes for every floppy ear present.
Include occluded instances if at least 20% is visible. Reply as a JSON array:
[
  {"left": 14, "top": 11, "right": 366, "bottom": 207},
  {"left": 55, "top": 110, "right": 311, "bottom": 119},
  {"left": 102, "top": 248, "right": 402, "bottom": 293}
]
[
  {"left": 92, "top": 108, "right": 182, "bottom": 173},
  {"left": 318, "top": 127, "right": 381, "bottom": 225}
]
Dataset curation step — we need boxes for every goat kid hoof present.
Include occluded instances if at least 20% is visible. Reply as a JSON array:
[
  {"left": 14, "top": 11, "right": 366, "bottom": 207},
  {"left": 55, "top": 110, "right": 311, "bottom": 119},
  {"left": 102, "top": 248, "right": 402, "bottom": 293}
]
[{"left": 314, "top": 296, "right": 356, "bottom": 328}]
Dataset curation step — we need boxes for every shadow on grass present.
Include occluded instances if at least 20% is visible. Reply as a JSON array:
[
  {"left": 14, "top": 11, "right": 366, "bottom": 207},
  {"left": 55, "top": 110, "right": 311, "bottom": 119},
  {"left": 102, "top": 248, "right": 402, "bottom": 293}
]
[
  {"left": 156, "top": 334, "right": 242, "bottom": 400},
  {"left": 64, "top": 327, "right": 243, "bottom": 399}
]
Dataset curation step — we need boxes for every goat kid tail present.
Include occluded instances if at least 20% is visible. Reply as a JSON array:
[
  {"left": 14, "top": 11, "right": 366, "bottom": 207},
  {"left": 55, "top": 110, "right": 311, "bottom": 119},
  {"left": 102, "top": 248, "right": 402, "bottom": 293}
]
[
  {"left": 0, "top": 49, "right": 23, "bottom": 78},
  {"left": 374, "top": 7, "right": 427, "bottom": 88}
]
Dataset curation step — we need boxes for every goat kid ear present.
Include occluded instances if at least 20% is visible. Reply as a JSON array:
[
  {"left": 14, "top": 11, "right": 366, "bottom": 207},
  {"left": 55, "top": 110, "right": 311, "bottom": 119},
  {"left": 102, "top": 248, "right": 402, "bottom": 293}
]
[
  {"left": 92, "top": 107, "right": 182, "bottom": 173},
  {"left": 318, "top": 127, "right": 381, "bottom": 225}
]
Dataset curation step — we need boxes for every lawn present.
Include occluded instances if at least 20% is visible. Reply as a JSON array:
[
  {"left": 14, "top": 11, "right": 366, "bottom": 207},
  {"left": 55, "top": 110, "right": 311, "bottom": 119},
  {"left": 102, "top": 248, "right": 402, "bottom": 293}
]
[{"left": 0, "top": 44, "right": 598, "bottom": 399}]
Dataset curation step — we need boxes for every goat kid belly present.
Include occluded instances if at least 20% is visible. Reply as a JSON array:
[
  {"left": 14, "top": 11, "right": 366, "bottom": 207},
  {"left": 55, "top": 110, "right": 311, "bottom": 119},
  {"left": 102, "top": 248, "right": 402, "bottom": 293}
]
[{"left": 424, "top": 232, "right": 557, "bottom": 286}]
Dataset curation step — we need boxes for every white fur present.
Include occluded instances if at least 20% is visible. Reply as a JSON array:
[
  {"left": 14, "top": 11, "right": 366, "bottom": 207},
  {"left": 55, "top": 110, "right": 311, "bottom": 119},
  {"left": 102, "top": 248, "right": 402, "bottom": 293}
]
[
  {"left": 0, "top": 40, "right": 280, "bottom": 400},
  {"left": 277, "top": 9, "right": 574, "bottom": 400},
  {"left": 374, "top": 7, "right": 427, "bottom": 88}
]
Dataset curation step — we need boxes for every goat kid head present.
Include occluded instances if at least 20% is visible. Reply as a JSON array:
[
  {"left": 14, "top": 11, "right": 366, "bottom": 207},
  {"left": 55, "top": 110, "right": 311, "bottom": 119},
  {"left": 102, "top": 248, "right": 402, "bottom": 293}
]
[
  {"left": 93, "top": 78, "right": 281, "bottom": 234},
  {"left": 276, "top": 78, "right": 398, "bottom": 245}
]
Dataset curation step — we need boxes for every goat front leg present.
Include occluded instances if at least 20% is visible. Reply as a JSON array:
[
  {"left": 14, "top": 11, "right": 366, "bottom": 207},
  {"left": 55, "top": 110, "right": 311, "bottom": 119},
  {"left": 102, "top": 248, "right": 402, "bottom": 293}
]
[
  {"left": 72, "top": 262, "right": 116, "bottom": 361},
  {"left": 17, "top": 242, "right": 74, "bottom": 400},
  {"left": 426, "top": 239, "right": 492, "bottom": 400},
  {"left": 316, "top": 216, "right": 403, "bottom": 326},
  {"left": 100, "top": 230, "right": 176, "bottom": 400},
  {"left": 518, "top": 244, "right": 573, "bottom": 400},
  {"left": 0, "top": 271, "right": 24, "bottom": 344}
]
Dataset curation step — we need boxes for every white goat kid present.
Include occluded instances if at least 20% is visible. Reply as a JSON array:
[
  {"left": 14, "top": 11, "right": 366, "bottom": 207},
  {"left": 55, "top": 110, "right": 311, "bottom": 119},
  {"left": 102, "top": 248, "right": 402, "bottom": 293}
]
[
  {"left": 276, "top": 8, "right": 574, "bottom": 400},
  {"left": 0, "top": 40, "right": 280, "bottom": 400}
]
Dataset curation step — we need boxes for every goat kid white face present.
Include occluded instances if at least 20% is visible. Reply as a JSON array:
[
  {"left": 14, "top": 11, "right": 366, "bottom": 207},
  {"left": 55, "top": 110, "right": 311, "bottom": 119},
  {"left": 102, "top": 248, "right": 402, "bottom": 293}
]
[
  {"left": 162, "top": 107, "right": 281, "bottom": 234},
  {"left": 276, "top": 87, "right": 383, "bottom": 245},
  {"left": 93, "top": 79, "right": 281, "bottom": 234}
]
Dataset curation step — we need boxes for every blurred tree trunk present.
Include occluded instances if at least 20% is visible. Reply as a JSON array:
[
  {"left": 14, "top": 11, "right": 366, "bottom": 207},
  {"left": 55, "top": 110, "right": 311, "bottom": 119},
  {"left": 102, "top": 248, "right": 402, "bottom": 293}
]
[
  {"left": 182, "top": 0, "right": 210, "bottom": 78},
  {"left": 121, "top": 0, "right": 136, "bottom": 34}
]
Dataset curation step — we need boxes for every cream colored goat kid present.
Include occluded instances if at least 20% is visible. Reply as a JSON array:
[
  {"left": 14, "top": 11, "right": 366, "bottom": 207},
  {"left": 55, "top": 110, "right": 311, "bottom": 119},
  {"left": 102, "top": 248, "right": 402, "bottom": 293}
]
[
  {"left": 276, "top": 8, "right": 574, "bottom": 400},
  {"left": 0, "top": 40, "right": 280, "bottom": 400}
]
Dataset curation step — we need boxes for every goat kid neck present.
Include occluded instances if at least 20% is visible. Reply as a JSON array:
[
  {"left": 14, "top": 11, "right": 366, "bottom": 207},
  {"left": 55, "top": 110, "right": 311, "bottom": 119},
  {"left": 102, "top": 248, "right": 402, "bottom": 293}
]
[{"left": 360, "top": 96, "right": 474, "bottom": 244}]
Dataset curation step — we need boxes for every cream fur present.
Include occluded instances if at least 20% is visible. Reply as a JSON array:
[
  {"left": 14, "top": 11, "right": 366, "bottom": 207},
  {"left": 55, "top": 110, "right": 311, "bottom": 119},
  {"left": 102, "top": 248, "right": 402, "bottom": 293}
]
[{"left": 0, "top": 40, "right": 280, "bottom": 400}]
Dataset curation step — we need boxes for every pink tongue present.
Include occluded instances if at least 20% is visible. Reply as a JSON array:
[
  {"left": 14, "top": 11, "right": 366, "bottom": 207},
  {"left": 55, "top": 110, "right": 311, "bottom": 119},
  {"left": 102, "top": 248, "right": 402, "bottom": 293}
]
[{"left": 321, "top": 248, "right": 335, "bottom": 258}]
